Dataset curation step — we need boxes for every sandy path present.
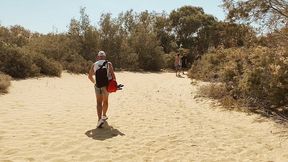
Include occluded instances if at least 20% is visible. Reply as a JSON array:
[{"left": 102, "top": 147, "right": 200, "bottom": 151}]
[{"left": 0, "top": 72, "right": 287, "bottom": 162}]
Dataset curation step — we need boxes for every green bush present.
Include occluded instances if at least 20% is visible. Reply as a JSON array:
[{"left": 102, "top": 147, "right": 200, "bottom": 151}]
[
  {"left": 63, "top": 54, "right": 91, "bottom": 74},
  {"left": 130, "top": 28, "right": 165, "bottom": 71},
  {"left": 163, "top": 52, "right": 176, "bottom": 69},
  {"left": 189, "top": 48, "right": 227, "bottom": 81},
  {"left": 119, "top": 49, "right": 139, "bottom": 71},
  {"left": 0, "top": 73, "right": 11, "bottom": 93},
  {"left": 34, "top": 54, "right": 62, "bottom": 77},
  {"left": 0, "top": 47, "right": 40, "bottom": 78},
  {"left": 0, "top": 45, "right": 63, "bottom": 78},
  {"left": 64, "top": 61, "right": 91, "bottom": 74}
]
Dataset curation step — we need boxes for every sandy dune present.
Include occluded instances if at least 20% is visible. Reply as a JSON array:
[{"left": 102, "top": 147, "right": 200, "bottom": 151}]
[{"left": 0, "top": 72, "right": 288, "bottom": 162}]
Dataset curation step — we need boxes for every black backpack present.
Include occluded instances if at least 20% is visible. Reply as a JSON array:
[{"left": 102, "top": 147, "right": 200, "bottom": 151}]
[{"left": 95, "top": 61, "right": 109, "bottom": 88}]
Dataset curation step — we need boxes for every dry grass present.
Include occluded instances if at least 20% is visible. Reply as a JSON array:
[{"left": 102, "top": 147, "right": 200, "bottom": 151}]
[
  {"left": 191, "top": 46, "right": 288, "bottom": 114},
  {"left": 198, "top": 83, "right": 246, "bottom": 112},
  {"left": 197, "top": 83, "right": 288, "bottom": 123},
  {"left": 198, "top": 83, "right": 228, "bottom": 100},
  {"left": 0, "top": 73, "right": 11, "bottom": 93}
]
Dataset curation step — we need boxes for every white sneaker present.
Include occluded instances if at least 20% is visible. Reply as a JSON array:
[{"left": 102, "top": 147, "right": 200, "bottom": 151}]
[
  {"left": 102, "top": 116, "right": 108, "bottom": 120},
  {"left": 96, "top": 119, "right": 104, "bottom": 128}
]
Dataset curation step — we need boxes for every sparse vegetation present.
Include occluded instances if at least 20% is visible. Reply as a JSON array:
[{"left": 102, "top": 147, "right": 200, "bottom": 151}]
[
  {"left": 0, "top": 1, "right": 287, "bottom": 121},
  {"left": 189, "top": 0, "right": 288, "bottom": 119},
  {"left": 0, "top": 73, "right": 11, "bottom": 93},
  {"left": 190, "top": 45, "right": 288, "bottom": 115}
]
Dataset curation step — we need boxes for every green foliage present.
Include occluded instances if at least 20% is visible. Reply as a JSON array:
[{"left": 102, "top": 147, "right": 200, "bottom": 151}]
[
  {"left": 188, "top": 48, "right": 227, "bottom": 81},
  {"left": 222, "top": 0, "right": 288, "bottom": 30},
  {"left": 99, "top": 13, "right": 122, "bottom": 68},
  {"left": 25, "top": 33, "right": 90, "bottom": 74},
  {"left": 0, "top": 46, "right": 40, "bottom": 78},
  {"left": 210, "top": 22, "right": 257, "bottom": 48},
  {"left": 0, "top": 44, "right": 63, "bottom": 78},
  {"left": 169, "top": 6, "right": 217, "bottom": 49},
  {"left": 25, "top": 34, "right": 73, "bottom": 61},
  {"left": 154, "top": 13, "right": 176, "bottom": 53},
  {"left": 63, "top": 54, "right": 92, "bottom": 74},
  {"left": 68, "top": 7, "right": 100, "bottom": 62},
  {"left": 118, "top": 43, "right": 139, "bottom": 70},
  {"left": 0, "top": 25, "right": 31, "bottom": 47},
  {"left": 163, "top": 52, "right": 177, "bottom": 69},
  {"left": 130, "top": 25, "right": 164, "bottom": 71},
  {"left": 33, "top": 54, "right": 62, "bottom": 77},
  {"left": 0, "top": 4, "right": 271, "bottom": 84}
]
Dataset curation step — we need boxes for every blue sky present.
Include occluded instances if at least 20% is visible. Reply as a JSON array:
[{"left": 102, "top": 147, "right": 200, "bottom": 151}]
[{"left": 0, "top": 0, "right": 226, "bottom": 34}]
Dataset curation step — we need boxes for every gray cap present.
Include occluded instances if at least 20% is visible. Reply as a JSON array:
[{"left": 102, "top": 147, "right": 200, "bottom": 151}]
[{"left": 98, "top": 51, "right": 106, "bottom": 57}]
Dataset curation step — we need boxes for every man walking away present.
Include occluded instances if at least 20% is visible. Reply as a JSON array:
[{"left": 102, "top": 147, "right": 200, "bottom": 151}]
[{"left": 88, "top": 51, "right": 116, "bottom": 128}]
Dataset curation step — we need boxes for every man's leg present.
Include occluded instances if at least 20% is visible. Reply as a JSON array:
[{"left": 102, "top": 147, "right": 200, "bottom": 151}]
[
  {"left": 177, "top": 66, "right": 180, "bottom": 76},
  {"left": 96, "top": 94, "right": 103, "bottom": 121},
  {"left": 103, "top": 92, "right": 109, "bottom": 117}
]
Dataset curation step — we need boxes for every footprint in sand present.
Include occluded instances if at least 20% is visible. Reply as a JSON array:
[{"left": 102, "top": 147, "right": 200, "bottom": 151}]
[{"left": 4, "top": 149, "right": 19, "bottom": 155}]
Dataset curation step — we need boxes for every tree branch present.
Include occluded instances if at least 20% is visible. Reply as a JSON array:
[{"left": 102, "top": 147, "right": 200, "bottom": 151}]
[{"left": 268, "top": 0, "right": 288, "bottom": 18}]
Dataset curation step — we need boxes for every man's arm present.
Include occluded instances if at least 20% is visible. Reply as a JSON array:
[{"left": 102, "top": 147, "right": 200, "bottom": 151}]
[
  {"left": 108, "top": 62, "right": 116, "bottom": 81},
  {"left": 88, "top": 64, "right": 95, "bottom": 84}
]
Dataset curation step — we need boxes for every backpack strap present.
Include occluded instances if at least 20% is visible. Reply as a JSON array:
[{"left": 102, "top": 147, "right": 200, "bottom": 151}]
[
  {"left": 98, "top": 61, "right": 108, "bottom": 70},
  {"left": 107, "top": 62, "right": 111, "bottom": 75},
  {"left": 95, "top": 60, "right": 110, "bottom": 79}
]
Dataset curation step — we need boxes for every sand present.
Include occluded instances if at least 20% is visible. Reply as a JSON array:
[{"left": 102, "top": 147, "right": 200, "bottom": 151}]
[{"left": 0, "top": 72, "right": 288, "bottom": 162}]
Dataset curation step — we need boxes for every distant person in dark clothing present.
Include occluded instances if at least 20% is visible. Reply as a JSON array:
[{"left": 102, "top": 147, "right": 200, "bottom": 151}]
[{"left": 181, "top": 54, "right": 188, "bottom": 74}]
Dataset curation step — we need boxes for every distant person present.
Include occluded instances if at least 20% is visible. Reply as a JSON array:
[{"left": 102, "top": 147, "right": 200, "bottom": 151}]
[
  {"left": 88, "top": 51, "right": 116, "bottom": 128},
  {"left": 175, "top": 54, "right": 181, "bottom": 76},
  {"left": 181, "top": 54, "right": 188, "bottom": 74}
]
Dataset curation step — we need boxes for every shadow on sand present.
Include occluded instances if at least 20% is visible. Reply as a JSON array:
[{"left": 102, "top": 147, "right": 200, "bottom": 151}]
[{"left": 85, "top": 121, "right": 125, "bottom": 141}]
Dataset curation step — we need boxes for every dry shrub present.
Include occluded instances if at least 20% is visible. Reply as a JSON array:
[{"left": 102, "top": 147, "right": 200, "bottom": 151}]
[
  {"left": 237, "top": 47, "right": 288, "bottom": 107},
  {"left": 0, "top": 73, "right": 11, "bottom": 93},
  {"left": 0, "top": 47, "right": 40, "bottom": 78},
  {"left": 188, "top": 48, "right": 234, "bottom": 81},
  {"left": 190, "top": 45, "right": 288, "bottom": 112},
  {"left": 198, "top": 83, "right": 239, "bottom": 109},
  {"left": 220, "top": 96, "right": 238, "bottom": 110},
  {"left": 163, "top": 52, "right": 177, "bottom": 69},
  {"left": 34, "top": 54, "right": 62, "bottom": 77},
  {"left": 65, "top": 61, "right": 91, "bottom": 74},
  {"left": 63, "top": 54, "right": 92, "bottom": 74},
  {"left": 198, "top": 83, "right": 228, "bottom": 99},
  {"left": 119, "top": 51, "right": 139, "bottom": 71}
]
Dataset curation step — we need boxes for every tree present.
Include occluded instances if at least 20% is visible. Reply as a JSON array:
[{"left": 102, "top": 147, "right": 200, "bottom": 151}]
[
  {"left": 222, "top": 0, "right": 288, "bottom": 30},
  {"left": 117, "top": 10, "right": 137, "bottom": 36},
  {"left": 154, "top": 12, "right": 177, "bottom": 53},
  {"left": 99, "top": 13, "right": 123, "bottom": 68},
  {"left": 68, "top": 7, "right": 100, "bottom": 61},
  {"left": 0, "top": 25, "right": 31, "bottom": 47},
  {"left": 210, "top": 22, "right": 257, "bottom": 48},
  {"left": 68, "top": 18, "right": 82, "bottom": 53},
  {"left": 169, "top": 6, "right": 217, "bottom": 49},
  {"left": 130, "top": 26, "right": 164, "bottom": 71}
]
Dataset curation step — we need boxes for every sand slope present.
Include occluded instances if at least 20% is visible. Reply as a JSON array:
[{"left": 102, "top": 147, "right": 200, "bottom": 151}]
[{"left": 0, "top": 72, "right": 288, "bottom": 162}]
